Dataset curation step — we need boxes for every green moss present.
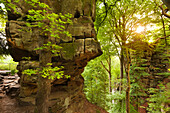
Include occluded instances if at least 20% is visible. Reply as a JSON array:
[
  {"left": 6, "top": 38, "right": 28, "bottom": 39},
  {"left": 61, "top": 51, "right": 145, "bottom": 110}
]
[
  {"left": 156, "top": 72, "right": 170, "bottom": 76},
  {"left": 60, "top": 43, "right": 76, "bottom": 60},
  {"left": 81, "top": 19, "right": 91, "bottom": 23},
  {"left": 134, "top": 67, "right": 147, "bottom": 71},
  {"left": 142, "top": 72, "right": 150, "bottom": 76},
  {"left": 96, "top": 109, "right": 101, "bottom": 113},
  {"left": 162, "top": 61, "right": 170, "bottom": 64},
  {"left": 141, "top": 64, "right": 149, "bottom": 67}
]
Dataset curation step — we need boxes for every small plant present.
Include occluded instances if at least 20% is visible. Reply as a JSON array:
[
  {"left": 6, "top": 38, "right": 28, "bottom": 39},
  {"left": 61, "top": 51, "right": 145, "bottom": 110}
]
[
  {"left": 22, "top": 62, "right": 70, "bottom": 80},
  {"left": 5, "top": 0, "right": 72, "bottom": 80},
  {"left": 147, "top": 83, "right": 170, "bottom": 113},
  {"left": 11, "top": 69, "right": 18, "bottom": 75}
]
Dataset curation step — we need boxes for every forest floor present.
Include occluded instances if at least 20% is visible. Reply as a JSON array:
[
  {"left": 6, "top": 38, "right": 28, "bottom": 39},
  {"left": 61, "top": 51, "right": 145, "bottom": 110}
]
[
  {"left": 0, "top": 71, "right": 34, "bottom": 113},
  {"left": 0, "top": 95, "right": 34, "bottom": 113}
]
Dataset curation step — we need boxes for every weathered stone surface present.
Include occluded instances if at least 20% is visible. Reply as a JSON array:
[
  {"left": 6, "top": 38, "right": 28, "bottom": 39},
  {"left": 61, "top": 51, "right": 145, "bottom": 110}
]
[
  {"left": 5, "top": 0, "right": 106, "bottom": 113},
  {"left": 131, "top": 38, "right": 170, "bottom": 113},
  {"left": 0, "top": 95, "right": 35, "bottom": 113},
  {"left": 6, "top": 18, "right": 100, "bottom": 62},
  {"left": 0, "top": 72, "right": 20, "bottom": 99}
]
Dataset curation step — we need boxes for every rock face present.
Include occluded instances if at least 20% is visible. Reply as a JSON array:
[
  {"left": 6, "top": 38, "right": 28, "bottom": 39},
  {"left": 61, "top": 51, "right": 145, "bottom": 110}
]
[
  {"left": 5, "top": 0, "right": 106, "bottom": 113},
  {"left": 130, "top": 38, "right": 170, "bottom": 113},
  {"left": 0, "top": 71, "right": 20, "bottom": 99}
]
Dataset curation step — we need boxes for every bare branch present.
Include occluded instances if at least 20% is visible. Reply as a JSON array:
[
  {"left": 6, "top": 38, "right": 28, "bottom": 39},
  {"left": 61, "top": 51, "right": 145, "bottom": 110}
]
[
  {"left": 100, "top": 61, "right": 109, "bottom": 73},
  {"left": 159, "top": 5, "right": 170, "bottom": 18},
  {"left": 0, "top": 31, "right": 6, "bottom": 37},
  {"left": 154, "top": 35, "right": 170, "bottom": 44}
]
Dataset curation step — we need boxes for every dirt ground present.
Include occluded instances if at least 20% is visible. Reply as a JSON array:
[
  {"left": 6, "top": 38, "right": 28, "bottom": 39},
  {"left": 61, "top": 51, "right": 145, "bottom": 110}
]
[{"left": 0, "top": 96, "right": 34, "bottom": 113}]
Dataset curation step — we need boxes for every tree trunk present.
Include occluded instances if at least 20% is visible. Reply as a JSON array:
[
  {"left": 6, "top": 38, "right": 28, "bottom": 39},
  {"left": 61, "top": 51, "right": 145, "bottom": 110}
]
[
  {"left": 108, "top": 56, "right": 112, "bottom": 93},
  {"left": 125, "top": 71, "right": 130, "bottom": 113},
  {"left": 161, "top": 15, "right": 167, "bottom": 46},
  {"left": 35, "top": 76, "right": 51, "bottom": 113},
  {"left": 120, "top": 47, "right": 124, "bottom": 92},
  {"left": 125, "top": 48, "right": 131, "bottom": 113},
  {"left": 35, "top": 37, "right": 52, "bottom": 113}
]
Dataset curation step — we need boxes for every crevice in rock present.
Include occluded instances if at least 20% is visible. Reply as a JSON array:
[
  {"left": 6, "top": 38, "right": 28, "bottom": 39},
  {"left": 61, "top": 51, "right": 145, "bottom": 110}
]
[
  {"left": 74, "top": 10, "right": 80, "bottom": 18},
  {"left": 74, "top": 36, "right": 84, "bottom": 39}
]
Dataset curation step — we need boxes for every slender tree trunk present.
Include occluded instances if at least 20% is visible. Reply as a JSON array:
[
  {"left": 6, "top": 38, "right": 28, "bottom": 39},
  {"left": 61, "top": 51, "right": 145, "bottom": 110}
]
[
  {"left": 161, "top": 15, "right": 167, "bottom": 45},
  {"left": 35, "top": 37, "right": 52, "bottom": 113},
  {"left": 108, "top": 56, "right": 112, "bottom": 93},
  {"left": 125, "top": 48, "right": 131, "bottom": 113},
  {"left": 91, "top": 78, "right": 93, "bottom": 102},
  {"left": 104, "top": 82, "right": 106, "bottom": 109},
  {"left": 125, "top": 68, "right": 130, "bottom": 113},
  {"left": 120, "top": 46, "right": 124, "bottom": 93},
  {"left": 100, "top": 57, "right": 112, "bottom": 93},
  {"left": 35, "top": 76, "right": 51, "bottom": 113}
]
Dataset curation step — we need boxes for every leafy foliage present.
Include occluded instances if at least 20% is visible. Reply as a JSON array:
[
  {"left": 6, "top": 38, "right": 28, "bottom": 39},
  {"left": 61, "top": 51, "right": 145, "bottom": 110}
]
[
  {"left": 83, "top": 0, "right": 170, "bottom": 112},
  {"left": 147, "top": 83, "right": 170, "bottom": 113},
  {"left": 3, "top": 0, "right": 73, "bottom": 80}
]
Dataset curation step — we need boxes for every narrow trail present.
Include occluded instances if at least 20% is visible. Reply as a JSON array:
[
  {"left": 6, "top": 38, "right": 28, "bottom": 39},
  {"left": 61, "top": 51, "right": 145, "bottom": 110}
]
[
  {"left": 0, "top": 71, "right": 34, "bottom": 113},
  {"left": 0, "top": 96, "right": 34, "bottom": 113}
]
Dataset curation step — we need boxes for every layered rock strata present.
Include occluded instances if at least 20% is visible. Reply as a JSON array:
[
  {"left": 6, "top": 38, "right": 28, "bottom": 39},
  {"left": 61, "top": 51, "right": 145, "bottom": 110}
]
[
  {"left": 0, "top": 72, "right": 20, "bottom": 98},
  {"left": 5, "top": 0, "right": 106, "bottom": 113},
  {"left": 130, "top": 38, "right": 170, "bottom": 113}
]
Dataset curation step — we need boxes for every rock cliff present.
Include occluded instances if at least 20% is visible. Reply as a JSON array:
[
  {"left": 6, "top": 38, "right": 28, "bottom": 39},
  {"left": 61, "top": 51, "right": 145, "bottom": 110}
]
[
  {"left": 5, "top": 0, "right": 107, "bottom": 113},
  {"left": 130, "top": 38, "right": 170, "bottom": 113}
]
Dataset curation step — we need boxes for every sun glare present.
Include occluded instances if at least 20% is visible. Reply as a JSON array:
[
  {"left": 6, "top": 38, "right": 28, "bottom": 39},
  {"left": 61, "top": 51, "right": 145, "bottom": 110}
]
[
  {"left": 136, "top": 26, "right": 145, "bottom": 33},
  {"left": 148, "top": 39, "right": 154, "bottom": 43}
]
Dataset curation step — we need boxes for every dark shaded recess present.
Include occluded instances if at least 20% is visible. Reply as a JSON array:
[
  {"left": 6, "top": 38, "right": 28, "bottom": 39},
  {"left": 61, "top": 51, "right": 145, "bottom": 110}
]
[
  {"left": 52, "top": 56, "right": 73, "bottom": 63},
  {"left": 9, "top": 47, "right": 39, "bottom": 62},
  {"left": 78, "top": 67, "right": 83, "bottom": 69},
  {"left": 74, "top": 36, "right": 84, "bottom": 39},
  {"left": 74, "top": 10, "right": 80, "bottom": 18},
  {"left": 52, "top": 56, "right": 61, "bottom": 62},
  {"left": 0, "top": 38, "right": 9, "bottom": 55},
  {"left": 60, "top": 40, "right": 72, "bottom": 43},
  {"left": 7, "top": 11, "right": 21, "bottom": 20},
  {"left": 82, "top": 10, "right": 84, "bottom": 16},
  {"left": 22, "top": 16, "right": 29, "bottom": 21},
  {"left": 52, "top": 80, "right": 68, "bottom": 86},
  {"left": 22, "top": 15, "right": 37, "bottom": 22}
]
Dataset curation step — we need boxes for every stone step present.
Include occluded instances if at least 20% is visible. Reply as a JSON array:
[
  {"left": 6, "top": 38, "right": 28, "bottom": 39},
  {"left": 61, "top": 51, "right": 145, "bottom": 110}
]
[
  {"left": 3, "top": 80, "right": 15, "bottom": 84},
  {"left": 0, "top": 93, "right": 5, "bottom": 98},
  {"left": 0, "top": 73, "right": 20, "bottom": 98},
  {"left": 4, "top": 76, "right": 16, "bottom": 79},
  {"left": 0, "top": 70, "right": 11, "bottom": 76}
]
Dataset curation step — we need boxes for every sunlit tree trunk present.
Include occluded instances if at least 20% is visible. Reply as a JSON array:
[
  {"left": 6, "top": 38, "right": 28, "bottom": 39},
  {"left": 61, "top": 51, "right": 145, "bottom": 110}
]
[
  {"left": 125, "top": 48, "right": 131, "bottom": 113},
  {"left": 108, "top": 56, "right": 112, "bottom": 93},
  {"left": 120, "top": 47, "right": 124, "bottom": 93},
  {"left": 161, "top": 15, "right": 167, "bottom": 45},
  {"left": 100, "top": 57, "right": 112, "bottom": 94}
]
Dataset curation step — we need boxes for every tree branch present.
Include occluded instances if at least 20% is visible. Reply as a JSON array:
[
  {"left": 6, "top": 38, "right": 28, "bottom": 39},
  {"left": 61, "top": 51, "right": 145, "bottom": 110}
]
[
  {"left": 159, "top": 5, "right": 170, "bottom": 18},
  {"left": 100, "top": 61, "right": 109, "bottom": 73},
  {"left": 0, "top": 31, "right": 6, "bottom": 37},
  {"left": 154, "top": 35, "right": 170, "bottom": 44},
  {"left": 97, "top": 0, "right": 120, "bottom": 34}
]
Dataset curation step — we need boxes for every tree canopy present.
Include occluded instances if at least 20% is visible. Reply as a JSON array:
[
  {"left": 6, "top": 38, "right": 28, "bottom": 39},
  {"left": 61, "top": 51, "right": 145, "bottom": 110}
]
[{"left": 83, "top": 0, "right": 170, "bottom": 112}]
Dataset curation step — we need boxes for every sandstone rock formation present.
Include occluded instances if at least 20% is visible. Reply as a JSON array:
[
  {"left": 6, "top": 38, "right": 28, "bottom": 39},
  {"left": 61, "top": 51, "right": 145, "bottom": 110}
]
[
  {"left": 130, "top": 38, "right": 170, "bottom": 113},
  {"left": 0, "top": 71, "right": 20, "bottom": 99},
  {"left": 5, "top": 0, "right": 107, "bottom": 113}
]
